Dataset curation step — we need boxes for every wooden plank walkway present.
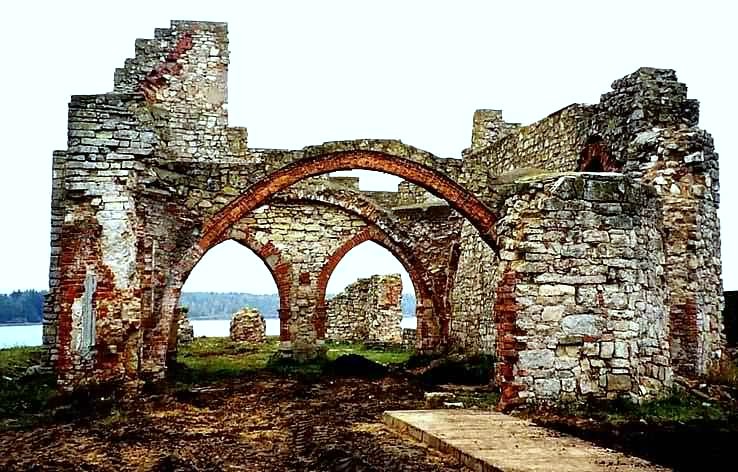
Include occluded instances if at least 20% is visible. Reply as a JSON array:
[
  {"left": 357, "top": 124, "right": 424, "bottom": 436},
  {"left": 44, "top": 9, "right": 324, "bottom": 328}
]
[{"left": 383, "top": 410, "right": 669, "bottom": 472}]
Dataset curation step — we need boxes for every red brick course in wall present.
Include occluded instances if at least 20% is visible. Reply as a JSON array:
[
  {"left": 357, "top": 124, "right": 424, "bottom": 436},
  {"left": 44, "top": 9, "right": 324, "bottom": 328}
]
[
  {"left": 56, "top": 212, "right": 136, "bottom": 388},
  {"left": 670, "top": 301, "right": 700, "bottom": 376},
  {"left": 138, "top": 32, "right": 194, "bottom": 102},
  {"left": 493, "top": 267, "right": 526, "bottom": 410}
]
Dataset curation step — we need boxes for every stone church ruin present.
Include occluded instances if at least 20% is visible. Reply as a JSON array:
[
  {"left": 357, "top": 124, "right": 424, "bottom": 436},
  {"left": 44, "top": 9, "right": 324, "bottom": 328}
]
[{"left": 44, "top": 20, "right": 725, "bottom": 408}]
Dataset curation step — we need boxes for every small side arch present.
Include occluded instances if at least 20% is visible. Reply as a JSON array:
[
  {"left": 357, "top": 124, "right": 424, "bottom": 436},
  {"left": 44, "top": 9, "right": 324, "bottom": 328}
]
[
  {"left": 578, "top": 135, "right": 621, "bottom": 172},
  {"left": 313, "top": 226, "right": 437, "bottom": 349},
  {"left": 162, "top": 230, "right": 295, "bottom": 362}
]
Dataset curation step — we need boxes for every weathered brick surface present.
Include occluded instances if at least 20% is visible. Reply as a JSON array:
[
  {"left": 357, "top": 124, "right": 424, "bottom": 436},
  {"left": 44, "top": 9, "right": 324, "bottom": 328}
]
[{"left": 45, "top": 22, "right": 725, "bottom": 406}]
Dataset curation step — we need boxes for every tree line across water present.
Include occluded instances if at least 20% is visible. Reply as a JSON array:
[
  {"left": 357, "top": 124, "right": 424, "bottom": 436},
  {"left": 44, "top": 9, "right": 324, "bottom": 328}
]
[
  {"left": 180, "top": 292, "right": 417, "bottom": 319},
  {"left": 0, "top": 291, "right": 417, "bottom": 324},
  {"left": 0, "top": 290, "right": 45, "bottom": 324}
]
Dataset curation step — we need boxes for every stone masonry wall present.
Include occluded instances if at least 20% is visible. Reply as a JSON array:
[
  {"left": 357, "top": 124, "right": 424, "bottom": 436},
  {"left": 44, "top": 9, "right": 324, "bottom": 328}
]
[
  {"left": 453, "top": 67, "right": 724, "bottom": 386},
  {"left": 46, "top": 20, "right": 724, "bottom": 405},
  {"left": 450, "top": 221, "right": 499, "bottom": 355},
  {"left": 326, "top": 274, "right": 403, "bottom": 343},
  {"left": 494, "top": 174, "right": 670, "bottom": 406}
]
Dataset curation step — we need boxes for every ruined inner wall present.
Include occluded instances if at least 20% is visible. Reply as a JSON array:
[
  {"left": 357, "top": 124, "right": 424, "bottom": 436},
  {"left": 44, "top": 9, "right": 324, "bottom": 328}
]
[
  {"left": 449, "top": 222, "right": 499, "bottom": 355},
  {"left": 452, "top": 67, "right": 724, "bottom": 380},
  {"left": 493, "top": 174, "right": 670, "bottom": 406},
  {"left": 325, "top": 274, "right": 403, "bottom": 343}
]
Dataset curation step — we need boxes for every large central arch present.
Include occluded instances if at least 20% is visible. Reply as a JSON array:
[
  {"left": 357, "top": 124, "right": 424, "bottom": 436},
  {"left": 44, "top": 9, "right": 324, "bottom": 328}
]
[{"left": 199, "top": 147, "right": 498, "bottom": 252}]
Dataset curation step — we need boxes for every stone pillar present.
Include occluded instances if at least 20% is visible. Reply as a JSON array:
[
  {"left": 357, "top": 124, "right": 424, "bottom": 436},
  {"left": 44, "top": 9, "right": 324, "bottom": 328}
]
[
  {"left": 594, "top": 68, "right": 725, "bottom": 376},
  {"left": 493, "top": 173, "right": 671, "bottom": 406}
]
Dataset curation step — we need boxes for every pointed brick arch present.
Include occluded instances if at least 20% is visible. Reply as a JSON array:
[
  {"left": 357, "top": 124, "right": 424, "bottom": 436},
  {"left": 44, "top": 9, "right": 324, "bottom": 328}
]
[
  {"left": 161, "top": 230, "right": 294, "bottom": 361},
  {"left": 313, "top": 226, "right": 437, "bottom": 348},
  {"left": 199, "top": 149, "right": 497, "bottom": 252}
]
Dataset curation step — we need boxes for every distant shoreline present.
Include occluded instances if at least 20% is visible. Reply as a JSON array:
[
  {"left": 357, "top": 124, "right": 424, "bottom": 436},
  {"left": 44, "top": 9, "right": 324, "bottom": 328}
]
[{"left": 0, "top": 322, "right": 42, "bottom": 327}]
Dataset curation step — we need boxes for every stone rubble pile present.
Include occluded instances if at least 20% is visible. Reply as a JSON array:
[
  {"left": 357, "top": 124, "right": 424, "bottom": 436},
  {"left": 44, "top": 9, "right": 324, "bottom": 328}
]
[
  {"left": 326, "top": 274, "right": 403, "bottom": 343},
  {"left": 230, "top": 307, "right": 266, "bottom": 343}
]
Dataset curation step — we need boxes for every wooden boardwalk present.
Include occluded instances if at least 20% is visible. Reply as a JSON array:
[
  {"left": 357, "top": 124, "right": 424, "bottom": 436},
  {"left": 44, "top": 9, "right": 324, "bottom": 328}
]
[{"left": 383, "top": 410, "right": 669, "bottom": 472}]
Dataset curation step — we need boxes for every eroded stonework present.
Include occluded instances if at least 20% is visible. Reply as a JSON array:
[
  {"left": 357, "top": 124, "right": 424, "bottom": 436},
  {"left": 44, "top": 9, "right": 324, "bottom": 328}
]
[
  {"left": 176, "top": 308, "right": 194, "bottom": 346},
  {"left": 45, "top": 21, "right": 725, "bottom": 407},
  {"left": 326, "top": 274, "right": 403, "bottom": 343},
  {"left": 230, "top": 308, "right": 266, "bottom": 344}
]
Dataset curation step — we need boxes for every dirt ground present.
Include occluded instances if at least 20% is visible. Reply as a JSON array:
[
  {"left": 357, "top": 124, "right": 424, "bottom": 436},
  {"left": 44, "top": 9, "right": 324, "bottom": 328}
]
[
  {"left": 0, "top": 372, "right": 467, "bottom": 472},
  {"left": 1, "top": 362, "right": 737, "bottom": 471}
]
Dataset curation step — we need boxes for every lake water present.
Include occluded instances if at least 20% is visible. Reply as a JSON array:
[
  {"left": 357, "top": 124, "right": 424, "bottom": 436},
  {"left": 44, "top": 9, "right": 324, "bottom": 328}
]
[{"left": 0, "top": 317, "right": 418, "bottom": 349}]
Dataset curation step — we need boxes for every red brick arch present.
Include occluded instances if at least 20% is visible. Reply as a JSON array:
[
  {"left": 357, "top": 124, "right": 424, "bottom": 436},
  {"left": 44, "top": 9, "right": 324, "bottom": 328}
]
[
  {"left": 312, "top": 226, "right": 434, "bottom": 343},
  {"left": 199, "top": 150, "right": 497, "bottom": 252},
  {"left": 162, "top": 230, "right": 294, "bottom": 357}
]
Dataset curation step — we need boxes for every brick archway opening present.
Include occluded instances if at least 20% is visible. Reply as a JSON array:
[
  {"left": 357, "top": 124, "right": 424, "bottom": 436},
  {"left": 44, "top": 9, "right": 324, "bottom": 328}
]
[
  {"left": 314, "top": 226, "right": 436, "bottom": 350},
  {"left": 161, "top": 235, "right": 294, "bottom": 367},
  {"left": 199, "top": 150, "right": 498, "bottom": 253},
  {"left": 578, "top": 135, "right": 621, "bottom": 172}
]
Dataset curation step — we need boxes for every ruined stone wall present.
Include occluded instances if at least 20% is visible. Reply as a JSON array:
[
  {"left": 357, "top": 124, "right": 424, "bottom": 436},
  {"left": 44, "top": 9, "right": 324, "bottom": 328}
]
[
  {"left": 453, "top": 67, "right": 724, "bottom": 382},
  {"left": 175, "top": 308, "right": 194, "bottom": 346},
  {"left": 46, "top": 20, "right": 724, "bottom": 403},
  {"left": 594, "top": 69, "right": 724, "bottom": 375},
  {"left": 113, "top": 21, "right": 247, "bottom": 160},
  {"left": 449, "top": 222, "right": 499, "bottom": 355},
  {"left": 44, "top": 93, "right": 157, "bottom": 390},
  {"left": 326, "top": 274, "right": 403, "bottom": 343},
  {"left": 493, "top": 174, "right": 670, "bottom": 406},
  {"left": 230, "top": 308, "right": 266, "bottom": 343},
  {"left": 461, "top": 106, "right": 589, "bottom": 196},
  {"left": 361, "top": 181, "right": 443, "bottom": 209}
]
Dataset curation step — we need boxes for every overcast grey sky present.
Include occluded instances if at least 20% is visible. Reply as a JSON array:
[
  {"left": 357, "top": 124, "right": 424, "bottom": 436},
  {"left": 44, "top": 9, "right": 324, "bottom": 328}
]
[{"left": 0, "top": 0, "right": 735, "bottom": 296}]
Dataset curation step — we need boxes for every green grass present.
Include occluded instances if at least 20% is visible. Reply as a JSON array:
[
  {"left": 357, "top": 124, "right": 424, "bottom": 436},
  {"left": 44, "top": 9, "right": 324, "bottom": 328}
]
[
  {"left": 454, "top": 391, "right": 500, "bottom": 409},
  {"left": 172, "top": 336, "right": 280, "bottom": 385},
  {"left": 561, "top": 390, "right": 736, "bottom": 424},
  {"left": 324, "top": 341, "right": 412, "bottom": 365},
  {"left": 0, "top": 346, "right": 56, "bottom": 424},
  {"left": 0, "top": 346, "right": 44, "bottom": 377},
  {"left": 173, "top": 337, "right": 414, "bottom": 387}
]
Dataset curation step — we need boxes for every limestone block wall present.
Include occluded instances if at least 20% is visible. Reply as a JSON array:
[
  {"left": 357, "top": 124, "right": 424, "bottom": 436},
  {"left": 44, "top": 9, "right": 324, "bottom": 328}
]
[
  {"left": 449, "top": 222, "right": 499, "bottom": 355},
  {"left": 494, "top": 174, "right": 670, "bottom": 406},
  {"left": 326, "top": 274, "right": 403, "bottom": 343},
  {"left": 461, "top": 105, "right": 590, "bottom": 195},
  {"left": 594, "top": 69, "right": 724, "bottom": 375},
  {"left": 453, "top": 67, "right": 724, "bottom": 382},
  {"left": 44, "top": 93, "right": 158, "bottom": 391},
  {"left": 113, "top": 21, "right": 246, "bottom": 160}
]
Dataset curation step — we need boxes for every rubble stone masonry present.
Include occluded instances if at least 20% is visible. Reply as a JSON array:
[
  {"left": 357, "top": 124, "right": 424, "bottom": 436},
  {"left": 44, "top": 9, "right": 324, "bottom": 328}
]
[
  {"left": 230, "top": 308, "right": 266, "bottom": 344},
  {"left": 325, "top": 274, "right": 403, "bottom": 343},
  {"left": 45, "top": 21, "right": 725, "bottom": 407}
]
